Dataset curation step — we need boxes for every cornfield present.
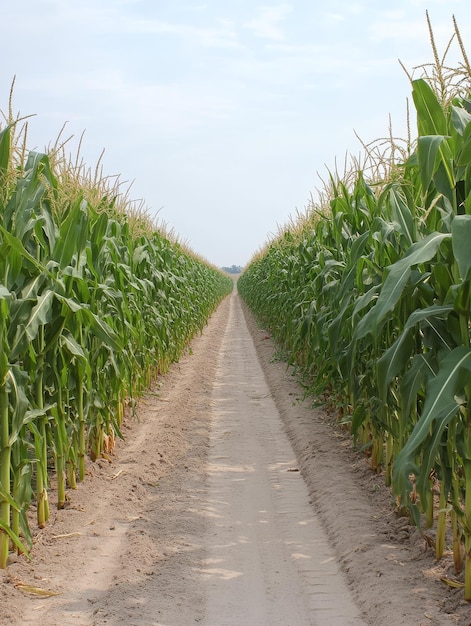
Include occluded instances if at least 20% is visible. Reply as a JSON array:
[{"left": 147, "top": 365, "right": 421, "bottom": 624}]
[
  {"left": 239, "top": 14, "right": 471, "bottom": 600},
  {"left": 0, "top": 92, "right": 233, "bottom": 568}
]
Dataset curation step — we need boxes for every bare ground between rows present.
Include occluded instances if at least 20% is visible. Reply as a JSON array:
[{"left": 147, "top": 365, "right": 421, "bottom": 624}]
[{"left": 0, "top": 293, "right": 469, "bottom": 625}]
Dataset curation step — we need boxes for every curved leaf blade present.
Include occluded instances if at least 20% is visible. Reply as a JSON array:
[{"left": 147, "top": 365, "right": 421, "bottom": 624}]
[{"left": 392, "top": 347, "right": 471, "bottom": 500}]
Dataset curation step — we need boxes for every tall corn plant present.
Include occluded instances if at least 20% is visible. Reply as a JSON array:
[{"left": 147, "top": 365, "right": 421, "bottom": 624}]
[
  {"left": 240, "top": 14, "right": 471, "bottom": 600},
  {"left": 382, "top": 81, "right": 471, "bottom": 596},
  {"left": 0, "top": 104, "right": 232, "bottom": 567}
]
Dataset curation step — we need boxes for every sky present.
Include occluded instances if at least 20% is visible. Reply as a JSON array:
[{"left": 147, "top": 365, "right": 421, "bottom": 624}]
[{"left": 1, "top": 1, "right": 471, "bottom": 268}]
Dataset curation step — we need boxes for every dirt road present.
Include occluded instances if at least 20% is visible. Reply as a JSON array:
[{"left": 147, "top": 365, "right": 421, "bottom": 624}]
[
  {"left": 0, "top": 289, "right": 466, "bottom": 625},
  {"left": 199, "top": 292, "right": 363, "bottom": 625}
]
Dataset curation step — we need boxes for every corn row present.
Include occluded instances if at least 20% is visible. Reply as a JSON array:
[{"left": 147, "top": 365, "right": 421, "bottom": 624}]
[
  {"left": 239, "top": 17, "right": 471, "bottom": 600},
  {"left": 0, "top": 119, "right": 232, "bottom": 567}
]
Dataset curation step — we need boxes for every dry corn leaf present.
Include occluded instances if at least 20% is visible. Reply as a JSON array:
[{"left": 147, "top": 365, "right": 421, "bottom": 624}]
[
  {"left": 440, "top": 577, "right": 464, "bottom": 589},
  {"left": 14, "top": 582, "right": 61, "bottom": 597}
]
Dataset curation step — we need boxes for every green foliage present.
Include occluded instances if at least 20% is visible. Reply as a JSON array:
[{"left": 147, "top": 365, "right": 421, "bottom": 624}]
[
  {"left": 0, "top": 116, "right": 232, "bottom": 565},
  {"left": 239, "top": 18, "right": 471, "bottom": 600}
]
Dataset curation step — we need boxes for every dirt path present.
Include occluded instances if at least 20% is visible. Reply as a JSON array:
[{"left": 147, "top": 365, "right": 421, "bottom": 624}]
[
  {"left": 198, "top": 292, "right": 363, "bottom": 625},
  {"left": 0, "top": 289, "right": 468, "bottom": 625}
]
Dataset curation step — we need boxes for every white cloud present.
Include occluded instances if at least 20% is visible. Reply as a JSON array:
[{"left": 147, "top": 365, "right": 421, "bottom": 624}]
[
  {"left": 0, "top": 2, "right": 241, "bottom": 51},
  {"left": 244, "top": 4, "right": 293, "bottom": 41},
  {"left": 323, "top": 1, "right": 366, "bottom": 21},
  {"left": 101, "top": 17, "right": 241, "bottom": 49},
  {"left": 324, "top": 12, "right": 345, "bottom": 23}
]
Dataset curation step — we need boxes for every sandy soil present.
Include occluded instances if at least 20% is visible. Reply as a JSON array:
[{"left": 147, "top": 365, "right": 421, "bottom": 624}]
[{"left": 0, "top": 289, "right": 470, "bottom": 625}]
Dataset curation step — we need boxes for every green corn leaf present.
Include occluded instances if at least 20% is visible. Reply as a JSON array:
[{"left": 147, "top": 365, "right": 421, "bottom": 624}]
[
  {"left": 78, "top": 308, "right": 122, "bottom": 353},
  {"left": 0, "top": 125, "right": 11, "bottom": 175},
  {"left": 399, "top": 354, "right": 431, "bottom": 428},
  {"left": 53, "top": 197, "right": 89, "bottom": 269},
  {"left": 456, "top": 114, "right": 471, "bottom": 166},
  {"left": 392, "top": 347, "right": 471, "bottom": 501},
  {"left": 6, "top": 365, "right": 29, "bottom": 443},
  {"left": 54, "top": 294, "right": 121, "bottom": 352},
  {"left": 0, "top": 484, "right": 24, "bottom": 513},
  {"left": 20, "top": 274, "right": 48, "bottom": 301},
  {"left": 451, "top": 104, "right": 471, "bottom": 136},
  {"left": 9, "top": 406, "right": 55, "bottom": 448},
  {"left": 452, "top": 214, "right": 471, "bottom": 280},
  {"left": 456, "top": 136, "right": 471, "bottom": 167},
  {"left": 59, "top": 331, "right": 87, "bottom": 360},
  {"left": 388, "top": 186, "right": 415, "bottom": 246},
  {"left": 377, "top": 304, "right": 453, "bottom": 401},
  {"left": 377, "top": 328, "right": 415, "bottom": 401},
  {"left": 417, "top": 135, "right": 447, "bottom": 191},
  {"left": 23, "top": 290, "right": 54, "bottom": 341},
  {"left": 356, "top": 232, "right": 450, "bottom": 339},
  {"left": 0, "top": 223, "right": 52, "bottom": 278},
  {"left": 412, "top": 78, "right": 448, "bottom": 136},
  {"left": 0, "top": 516, "right": 31, "bottom": 557},
  {"left": 10, "top": 290, "right": 55, "bottom": 360},
  {"left": 351, "top": 285, "right": 380, "bottom": 321},
  {"left": 56, "top": 293, "right": 84, "bottom": 314},
  {"left": 0, "top": 285, "right": 11, "bottom": 300}
]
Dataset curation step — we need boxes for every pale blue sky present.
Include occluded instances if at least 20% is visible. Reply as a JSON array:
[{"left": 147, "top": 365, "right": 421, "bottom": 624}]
[{"left": 1, "top": 1, "right": 470, "bottom": 267}]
